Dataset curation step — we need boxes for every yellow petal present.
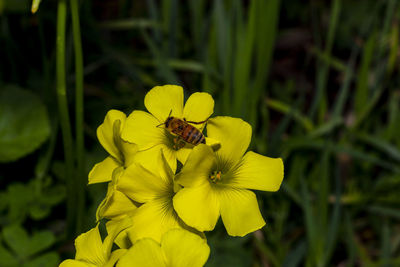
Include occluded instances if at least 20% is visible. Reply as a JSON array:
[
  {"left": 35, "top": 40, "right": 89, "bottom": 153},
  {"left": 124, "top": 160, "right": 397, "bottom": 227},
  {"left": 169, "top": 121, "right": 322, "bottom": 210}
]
[
  {"left": 117, "top": 239, "right": 166, "bottom": 267},
  {"left": 229, "top": 151, "right": 284, "bottom": 191},
  {"left": 127, "top": 199, "right": 183, "bottom": 243},
  {"left": 75, "top": 224, "right": 106, "bottom": 265},
  {"left": 97, "top": 110, "right": 126, "bottom": 162},
  {"left": 174, "top": 146, "right": 192, "bottom": 165},
  {"left": 176, "top": 144, "right": 216, "bottom": 188},
  {"left": 158, "top": 148, "right": 175, "bottom": 182},
  {"left": 104, "top": 249, "right": 127, "bottom": 267},
  {"left": 144, "top": 85, "right": 184, "bottom": 123},
  {"left": 205, "top": 137, "right": 221, "bottom": 151},
  {"left": 88, "top": 156, "right": 119, "bottom": 185},
  {"left": 173, "top": 183, "right": 220, "bottom": 232},
  {"left": 161, "top": 145, "right": 178, "bottom": 174},
  {"left": 132, "top": 148, "right": 162, "bottom": 173},
  {"left": 218, "top": 188, "right": 265, "bottom": 236},
  {"left": 122, "top": 110, "right": 165, "bottom": 150},
  {"left": 207, "top": 116, "right": 251, "bottom": 165},
  {"left": 103, "top": 217, "right": 133, "bottom": 252},
  {"left": 97, "top": 188, "right": 138, "bottom": 220},
  {"left": 161, "top": 229, "right": 210, "bottom": 267},
  {"left": 118, "top": 163, "right": 170, "bottom": 203},
  {"left": 105, "top": 220, "right": 132, "bottom": 249},
  {"left": 119, "top": 141, "right": 139, "bottom": 167},
  {"left": 59, "top": 259, "right": 95, "bottom": 267},
  {"left": 182, "top": 92, "right": 214, "bottom": 130}
]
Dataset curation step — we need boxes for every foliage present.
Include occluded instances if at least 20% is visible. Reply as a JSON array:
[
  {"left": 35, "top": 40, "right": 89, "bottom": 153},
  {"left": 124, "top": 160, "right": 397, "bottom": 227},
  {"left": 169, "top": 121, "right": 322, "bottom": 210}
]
[{"left": 1, "top": 0, "right": 400, "bottom": 266}]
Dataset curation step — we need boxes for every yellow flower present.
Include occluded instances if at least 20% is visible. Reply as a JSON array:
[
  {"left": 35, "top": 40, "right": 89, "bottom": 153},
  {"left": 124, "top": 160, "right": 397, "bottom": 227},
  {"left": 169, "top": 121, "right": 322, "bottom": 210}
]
[
  {"left": 88, "top": 109, "right": 157, "bottom": 220},
  {"left": 116, "top": 229, "right": 210, "bottom": 267},
  {"left": 87, "top": 110, "right": 140, "bottom": 220},
  {"left": 121, "top": 85, "right": 215, "bottom": 172},
  {"left": 173, "top": 116, "right": 284, "bottom": 236},
  {"left": 95, "top": 167, "right": 138, "bottom": 221},
  {"left": 59, "top": 220, "right": 131, "bottom": 267},
  {"left": 116, "top": 149, "right": 200, "bottom": 243},
  {"left": 88, "top": 109, "right": 138, "bottom": 185}
]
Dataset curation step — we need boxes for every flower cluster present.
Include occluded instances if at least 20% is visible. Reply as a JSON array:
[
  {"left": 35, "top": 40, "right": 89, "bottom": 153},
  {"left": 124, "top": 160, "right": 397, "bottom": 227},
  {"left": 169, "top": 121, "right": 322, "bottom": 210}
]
[{"left": 60, "top": 85, "right": 284, "bottom": 267}]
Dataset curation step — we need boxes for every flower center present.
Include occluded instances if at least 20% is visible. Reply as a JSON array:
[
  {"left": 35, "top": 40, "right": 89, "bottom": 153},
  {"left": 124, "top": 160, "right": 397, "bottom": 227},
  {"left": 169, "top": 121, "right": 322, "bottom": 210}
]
[{"left": 209, "top": 170, "right": 222, "bottom": 183}]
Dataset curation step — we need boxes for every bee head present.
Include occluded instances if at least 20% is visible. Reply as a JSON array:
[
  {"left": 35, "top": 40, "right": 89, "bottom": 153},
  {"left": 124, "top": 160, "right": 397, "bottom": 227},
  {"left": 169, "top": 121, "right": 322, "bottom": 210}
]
[{"left": 165, "top": 116, "right": 174, "bottom": 128}]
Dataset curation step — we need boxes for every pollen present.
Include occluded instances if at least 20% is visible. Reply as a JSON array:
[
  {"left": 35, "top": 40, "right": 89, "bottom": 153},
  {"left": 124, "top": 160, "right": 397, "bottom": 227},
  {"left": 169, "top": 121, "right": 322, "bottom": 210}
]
[
  {"left": 210, "top": 170, "right": 222, "bottom": 183},
  {"left": 172, "top": 137, "right": 185, "bottom": 150}
]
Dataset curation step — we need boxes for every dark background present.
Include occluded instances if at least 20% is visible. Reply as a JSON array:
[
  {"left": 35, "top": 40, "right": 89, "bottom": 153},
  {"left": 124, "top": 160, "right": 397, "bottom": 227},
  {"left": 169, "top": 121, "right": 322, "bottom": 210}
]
[{"left": 1, "top": 0, "right": 400, "bottom": 266}]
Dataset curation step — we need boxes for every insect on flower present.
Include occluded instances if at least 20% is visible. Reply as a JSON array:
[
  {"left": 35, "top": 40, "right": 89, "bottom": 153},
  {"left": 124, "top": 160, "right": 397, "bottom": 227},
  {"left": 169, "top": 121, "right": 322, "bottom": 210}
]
[{"left": 157, "top": 110, "right": 208, "bottom": 148}]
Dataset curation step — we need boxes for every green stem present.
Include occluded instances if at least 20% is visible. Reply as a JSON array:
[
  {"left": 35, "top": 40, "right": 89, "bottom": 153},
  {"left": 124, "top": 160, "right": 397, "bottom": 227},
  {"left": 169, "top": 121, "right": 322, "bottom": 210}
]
[
  {"left": 56, "top": 0, "right": 75, "bottom": 237},
  {"left": 70, "top": 0, "right": 85, "bottom": 234}
]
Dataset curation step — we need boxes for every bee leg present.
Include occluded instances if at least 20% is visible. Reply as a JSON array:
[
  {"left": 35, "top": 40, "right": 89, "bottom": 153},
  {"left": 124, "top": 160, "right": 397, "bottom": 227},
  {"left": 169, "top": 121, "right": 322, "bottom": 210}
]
[
  {"left": 177, "top": 140, "right": 186, "bottom": 149},
  {"left": 184, "top": 116, "right": 211, "bottom": 125},
  {"left": 172, "top": 137, "right": 185, "bottom": 150}
]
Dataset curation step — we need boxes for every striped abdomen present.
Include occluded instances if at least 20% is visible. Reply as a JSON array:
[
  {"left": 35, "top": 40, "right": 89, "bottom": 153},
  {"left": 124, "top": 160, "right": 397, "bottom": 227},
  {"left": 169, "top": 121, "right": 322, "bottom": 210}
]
[{"left": 170, "top": 119, "right": 205, "bottom": 145}]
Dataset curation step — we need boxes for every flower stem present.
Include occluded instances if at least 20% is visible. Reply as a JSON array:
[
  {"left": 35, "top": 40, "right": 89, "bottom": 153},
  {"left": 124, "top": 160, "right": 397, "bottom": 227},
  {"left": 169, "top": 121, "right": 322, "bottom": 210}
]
[
  {"left": 56, "top": 0, "right": 76, "bottom": 238},
  {"left": 70, "top": 0, "right": 85, "bottom": 234}
]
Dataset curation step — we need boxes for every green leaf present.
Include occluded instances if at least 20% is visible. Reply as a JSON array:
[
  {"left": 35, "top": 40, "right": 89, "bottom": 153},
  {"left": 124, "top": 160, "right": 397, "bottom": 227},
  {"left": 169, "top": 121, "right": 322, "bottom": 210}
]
[
  {"left": 99, "top": 19, "right": 158, "bottom": 30},
  {"left": 283, "top": 240, "right": 306, "bottom": 267},
  {"left": 2, "top": 225, "right": 30, "bottom": 259},
  {"left": 23, "top": 252, "right": 60, "bottom": 267},
  {"left": 27, "top": 231, "right": 55, "bottom": 257},
  {"left": 266, "top": 98, "right": 314, "bottom": 132},
  {"left": 356, "top": 133, "right": 400, "bottom": 162},
  {"left": 28, "top": 205, "right": 50, "bottom": 221},
  {"left": 2, "top": 225, "right": 56, "bottom": 260},
  {"left": 40, "top": 185, "right": 66, "bottom": 205},
  {"left": 0, "top": 86, "right": 50, "bottom": 162},
  {"left": 354, "top": 32, "right": 376, "bottom": 117},
  {"left": 0, "top": 244, "right": 19, "bottom": 267},
  {"left": 206, "top": 233, "right": 252, "bottom": 267},
  {"left": 7, "top": 183, "right": 32, "bottom": 222}
]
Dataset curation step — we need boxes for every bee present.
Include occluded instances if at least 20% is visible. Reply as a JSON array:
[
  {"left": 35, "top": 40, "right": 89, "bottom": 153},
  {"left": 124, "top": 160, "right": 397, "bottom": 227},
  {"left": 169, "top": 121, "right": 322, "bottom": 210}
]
[{"left": 158, "top": 110, "right": 207, "bottom": 146}]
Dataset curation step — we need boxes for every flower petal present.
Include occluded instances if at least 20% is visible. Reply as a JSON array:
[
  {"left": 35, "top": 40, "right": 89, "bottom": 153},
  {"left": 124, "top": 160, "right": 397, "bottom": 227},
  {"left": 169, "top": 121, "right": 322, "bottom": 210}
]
[
  {"left": 127, "top": 199, "right": 183, "bottom": 243},
  {"left": 59, "top": 260, "right": 96, "bottom": 267},
  {"left": 118, "top": 163, "right": 170, "bottom": 203},
  {"left": 174, "top": 146, "right": 192, "bottom": 165},
  {"left": 144, "top": 85, "right": 184, "bottom": 123},
  {"left": 161, "top": 229, "right": 210, "bottom": 267},
  {"left": 119, "top": 141, "right": 139, "bottom": 167},
  {"left": 97, "top": 110, "right": 126, "bottom": 162},
  {"left": 96, "top": 188, "right": 138, "bottom": 220},
  {"left": 122, "top": 110, "right": 165, "bottom": 150},
  {"left": 176, "top": 144, "right": 216, "bottom": 188},
  {"left": 205, "top": 137, "right": 221, "bottom": 150},
  {"left": 162, "top": 145, "right": 177, "bottom": 174},
  {"left": 104, "top": 249, "right": 127, "bottom": 267},
  {"left": 228, "top": 151, "right": 284, "bottom": 191},
  {"left": 207, "top": 116, "right": 251, "bottom": 165},
  {"left": 133, "top": 148, "right": 160, "bottom": 170},
  {"left": 106, "top": 219, "right": 132, "bottom": 249},
  {"left": 88, "top": 156, "right": 119, "bottom": 185},
  {"left": 117, "top": 238, "right": 166, "bottom": 267},
  {"left": 218, "top": 188, "right": 265, "bottom": 236},
  {"left": 75, "top": 224, "right": 106, "bottom": 265},
  {"left": 173, "top": 183, "right": 220, "bottom": 232},
  {"left": 182, "top": 92, "right": 214, "bottom": 130}
]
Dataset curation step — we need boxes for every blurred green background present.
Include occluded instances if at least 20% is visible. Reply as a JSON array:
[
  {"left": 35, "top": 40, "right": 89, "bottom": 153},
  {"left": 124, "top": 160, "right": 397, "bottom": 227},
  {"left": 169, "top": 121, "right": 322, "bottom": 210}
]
[{"left": 1, "top": 0, "right": 400, "bottom": 266}]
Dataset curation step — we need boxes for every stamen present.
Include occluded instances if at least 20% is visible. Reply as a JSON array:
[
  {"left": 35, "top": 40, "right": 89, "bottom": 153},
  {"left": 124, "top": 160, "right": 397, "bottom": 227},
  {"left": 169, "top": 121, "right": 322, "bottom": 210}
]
[{"left": 210, "top": 171, "right": 222, "bottom": 183}]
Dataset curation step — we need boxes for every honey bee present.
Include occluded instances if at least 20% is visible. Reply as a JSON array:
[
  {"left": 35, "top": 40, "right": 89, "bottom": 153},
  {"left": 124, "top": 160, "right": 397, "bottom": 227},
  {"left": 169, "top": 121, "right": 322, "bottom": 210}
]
[{"left": 158, "top": 111, "right": 207, "bottom": 146}]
